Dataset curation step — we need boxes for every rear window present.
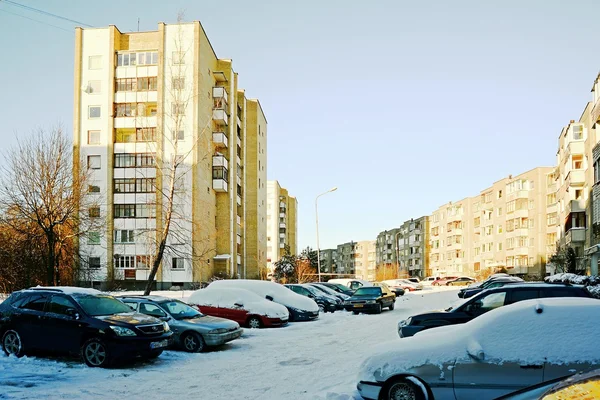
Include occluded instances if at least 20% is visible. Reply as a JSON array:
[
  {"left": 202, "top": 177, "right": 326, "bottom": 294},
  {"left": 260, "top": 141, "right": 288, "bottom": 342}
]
[
  {"left": 508, "top": 289, "right": 539, "bottom": 304},
  {"left": 354, "top": 287, "right": 381, "bottom": 296},
  {"left": 542, "top": 288, "right": 587, "bottom": 298},
  {"left": 18, "top": 293, "right": 49, "bottom": 312}
]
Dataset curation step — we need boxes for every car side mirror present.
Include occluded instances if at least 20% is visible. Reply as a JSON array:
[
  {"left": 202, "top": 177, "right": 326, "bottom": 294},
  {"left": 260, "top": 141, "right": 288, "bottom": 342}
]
[
  {"left": 66, "top": 308, "right": 80, "bottom": 320},
  {"left": 160, "top": 316, "right": 171, "bottom": 322}
]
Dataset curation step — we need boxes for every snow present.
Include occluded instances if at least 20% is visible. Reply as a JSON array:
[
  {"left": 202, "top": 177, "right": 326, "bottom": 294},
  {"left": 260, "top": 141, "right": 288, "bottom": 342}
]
[
  {"left": 26, "top": 286, "right": 103, "bottom": 296},
  {"left": 208, "top": 279, "right": 319, "bottom": 312},
  {"left": 187, "top": 287, "right": 290, "bottom": 319},
  {"left": 544, "top": 273, "right": 600, "bottom": 298}
]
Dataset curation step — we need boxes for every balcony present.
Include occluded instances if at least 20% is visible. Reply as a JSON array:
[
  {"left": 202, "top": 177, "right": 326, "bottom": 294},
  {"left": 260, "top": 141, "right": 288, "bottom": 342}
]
[
  {"left": 515, "top": 190, "right": 529, "bottom": 200},
  {"left": 213, "top": 109, "right": 228, "bottom": 126},
  {"left": 546, "top": 203, "right": 558, "bottom": 214},
  {"left": 279, "top": 222, "right": 286, "bottom": 228},
  {"left": 566, "top": 170, "right": 585, "bottom": 187},
  {"left": 213, "top": 154, "right": 228, "bottom": 169},
  {"left": 566, "top": 140, "right": 585, "bottom": 156},
  {"left": 567, "top": 199, "right": 585, "bottom": 214},
  {"left": 212, "top": 132, "right": 228, "bottom": 148},
  {"left": 565, "top": 227, "right": 586, "bottom": 244},
  {"left": 213, "top": 87, "right": 228, "bottom": 103},
  {"left": 213, "top": 179, "right": 228, "bottom": 192}
]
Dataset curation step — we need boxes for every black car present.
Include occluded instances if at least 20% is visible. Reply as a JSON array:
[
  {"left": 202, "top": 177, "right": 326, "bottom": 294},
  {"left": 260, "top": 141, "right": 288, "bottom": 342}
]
[
  {"left": 0, "top": 287, "right": 173, "bottom": 367},
  {"left": 459, "top": 276, "right": 524, "bottom": 298},
  {"left": 398, "top": 283, "right": 593, "bottom": 338},
  {"left": 344, "top": 285, "right": 396, "bottom": 314},
  {"left": 284, "top": 284, "right": 339, "bottom": 312},
  {"left": 313, "top": 282, "right": 354, "bottom": 297},
  {"left": 307, "top": 283, "right": 350, "bottom": 303}
]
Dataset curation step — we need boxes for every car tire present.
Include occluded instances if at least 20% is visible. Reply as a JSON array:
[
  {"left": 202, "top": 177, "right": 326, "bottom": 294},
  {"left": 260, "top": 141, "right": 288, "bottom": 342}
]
[
  {"left": 2, "top": 329, "right": 24, "bottom": 358},
  {"left": 317, "top": 303, "right": 326, "bottom": 313},
  {"left": 248, "top": 316, "right": 262, "bottom": 329},
  {"left": 182, "top": 332, "right": 205, "bottom": 353},
  {"left": 389, "top": 301, "right": 395, "bottom": 311},
  {"left": 383, "top": 376, "right": 427, "bottom": 400},
  {"left": 374, "top": 303, "right": 382, "bottom": 314},
  {"left": 81, "top": 338, "right": 111, "bottom": 368},
  {"left": 352, "top": 311, "right": 360, "bottom": 315}
]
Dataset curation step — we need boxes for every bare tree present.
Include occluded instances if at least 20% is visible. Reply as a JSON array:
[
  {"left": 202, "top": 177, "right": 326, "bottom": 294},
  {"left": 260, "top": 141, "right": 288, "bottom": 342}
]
[{"left": 0, "top": 127, "right": 100, "bottom": 286}]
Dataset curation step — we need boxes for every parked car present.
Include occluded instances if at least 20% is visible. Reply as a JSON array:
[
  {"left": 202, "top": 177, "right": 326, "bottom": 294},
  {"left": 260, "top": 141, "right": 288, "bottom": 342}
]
[
  {"left": 496, "top": 368, "right": 600, "bottom": 400},
  {"left": 401, "top": 279, "right": 423, "bottom": 290},
  {"left": 0, "top": 287, "right": 173, "bottom": 367},
  {"left": 313, "top": 282, "right": 355, "bottom": 297},
  {"left": 378, "top": 280, "right": 405, "bottom": 297},
  {"left": 382, "top": 279, "right": 417, "bottom": 293},
  {"left": 358, "top": 297, "right": 600, "bottom": 400},
  {"left": 307, "top": 283, "right": 350, "bottom": 302},
  {"left": 421, "top": 276, "right": 440, "bottom": 286},
  {"left": 459, "top": 276, "right": 524, "bottom": 298},
  {"left": 208, "top": 280, "right": 319, "bottom": 321},
  {"left": 284, "top": 284, "right": 340, "bottom": 312},
  {"left": 397, "top": 283, "right": 593, "bottom": 338},
  {"left": 344, "top": 283, "right": 396, "bottom": 314},
  {"left": 328, "top": 278, "right": 372, "bottom": 291},
  {"left": 431, "top": 276, "right": 458, "bottom": 286},
  {"left": 446, "top": 276, "right": 477, "bottom": 286},
  {"left": 119, "top": 295, "right": 242, "bottom": 352},
  {"left": 186, "top": 287, "right": 289, "bottom": 329}
]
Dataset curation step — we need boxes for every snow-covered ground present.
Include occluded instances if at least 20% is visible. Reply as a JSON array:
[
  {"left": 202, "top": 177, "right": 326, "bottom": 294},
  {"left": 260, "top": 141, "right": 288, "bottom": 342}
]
[{"left": 0, "top": 288, "right": 459, "bottom": 400}]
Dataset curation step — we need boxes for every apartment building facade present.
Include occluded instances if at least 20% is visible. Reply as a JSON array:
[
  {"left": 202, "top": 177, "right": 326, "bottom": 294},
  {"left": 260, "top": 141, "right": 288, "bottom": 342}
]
[
  {"left": 336, "top": 241, "right": 357, "bottom": 275},
  {"left": 397, "top": 217, "right": 430, "bottom": 278},
  {"left": 266, "top": 181, "right": 298, "bottom": 272},
  {"left": 319, "top": 248, "right": 338, "bottom": 274},
  {"left": 375, "top": 228, "right": 402, "bottom": 273},
  {"left": 354, "top": 240, "right": 376, "bottom": 281},
  {"left": 74, "top": 22, "right": 267, "bottom": 289}
]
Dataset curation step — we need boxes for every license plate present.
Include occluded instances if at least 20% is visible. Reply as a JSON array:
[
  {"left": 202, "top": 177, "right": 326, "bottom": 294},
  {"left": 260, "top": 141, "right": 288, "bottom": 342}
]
[
  {"left": 150, "top": 339, "right": 168, "bottom": 349},
  {"left": 354, "top": 304, "right": 363, "bottom": 308}
]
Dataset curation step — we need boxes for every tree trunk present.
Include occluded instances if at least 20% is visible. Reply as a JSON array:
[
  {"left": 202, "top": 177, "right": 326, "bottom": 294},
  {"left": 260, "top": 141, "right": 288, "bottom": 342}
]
[{"left": 47, "top": 231, "right": 55, "bottom": 286}]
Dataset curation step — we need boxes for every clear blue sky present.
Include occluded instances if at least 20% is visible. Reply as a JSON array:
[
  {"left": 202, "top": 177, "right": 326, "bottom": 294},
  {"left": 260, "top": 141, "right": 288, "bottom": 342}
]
[{"left": 1, "top": 0, "right": 599, "bottom": 250}]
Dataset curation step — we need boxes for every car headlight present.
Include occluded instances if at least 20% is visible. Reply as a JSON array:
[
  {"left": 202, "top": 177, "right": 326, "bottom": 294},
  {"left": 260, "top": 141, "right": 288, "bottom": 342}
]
[
  {"left": 110, "top": 326, "right": 137, "bottom": 337},
  {"left": 209, "top": 328, "right": 228, "bottom": 334},
  {"left": 162, "top": 321, "right": 170, "bottom": 332},
  {"left": 366, "top": 300, "right": 376, "bottom": 304},
  {"left": 343, "top": 301, "right": 351, "bottom": 305}
]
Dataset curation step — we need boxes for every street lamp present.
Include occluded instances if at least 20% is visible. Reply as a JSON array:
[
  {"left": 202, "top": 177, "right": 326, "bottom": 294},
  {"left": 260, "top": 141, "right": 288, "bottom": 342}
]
[
  {"left": 395, "top": 231, "right": 401, "bottom": 280},
  {"left": 316, "top": 187, "right": 338, "bottom": 282}
]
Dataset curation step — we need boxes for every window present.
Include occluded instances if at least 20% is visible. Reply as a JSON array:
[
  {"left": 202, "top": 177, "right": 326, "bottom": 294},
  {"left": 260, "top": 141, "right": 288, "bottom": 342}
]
[
  {"left": 114, "top": 230, "right": 135, "bottom": 243},
  {"left": 140, "top": 303, "right": 167, "bottom": 317},
  {"left": 213, "top": 166, "right": 228, "bottom": 181},
  {"left": 547, "top": 212, "right": 557, "bottom": 226},
  {"left": 115, "top": 255, "right": 135, "bottom": 269},
  {"left": 173, "top": 130, "right": 185, "bottom": 141},
  {"left": 88, "top": 80, "right": 101, "bottom": 94},
  {"left": 508, "top": 290, "right": 539, "bottom": 304},
  {"left": 19, "top": 294, "right": 48, "bottom": 312},
  {"left": 88, "top": 184, "right": 100, "bottom": 193},
  {"left": 114, "top": 153, "right": 136, "bottom": 168},
  {"left": 172, "top": 257, "right": 185, "bottom": 269},
  {"left": 573, "top": 125, "right": 583, "bottom": 140},
  {"left": 172, "top": 103, "right": 185, "bottom": 115},
  {"left": 89, "top": 207, "right": 100, "bottom": 218},
  {"left": 48, "top": 295, "right": 76, "bottom": 315},
  {"left": 114, "top": 178, "right": 155, "bottom": 193},
  {"left": 528, "top": 200, "right": 534, "bottom": 209},
  {"left": 136, "top": 178, "right": 155, "bottom": 193},
  {"left": 115, "top": 103, "right": 134, "bottom": 117},
  {"left": 498, "top": 242, "right": 503, "bottom": 251},
  {"left": 136, "top": 204, "right": 155, "bottom": 218},
  {"left": 114, "top": 204, "right": 135, "bottom": 218},
  {"left": 172, "top": 51, "right": 185, "bottom": 64},
  {"left": 546, "top": 193, "right": 557, "bottom": 205},
  {"left": 172, "top": 77, "right": 185, "bottom": 90},
  {"left": 87, "top": 155, "right": 101, "bottom": 169},
  {"left": 573, "top": 155, "right": 583, "bottom": 170},
  {"left": 575, "top": 189, "right": 583, "bottom": 200},
  {"left": 115, "top": 78, "right": 136, "bottom": 92},
  {"left": 87, "top": 130, "right": 100, "bottom": 145},
  {"left": 497, "top": 207, "right": 503, "bottom": 216},
  {"left": 136, "top": 255, "right": 151, "bottom": 269},
  {"left": 137, "top": 128, "right": 156, "bottom": 142},
  {"left": 477, "top": 292, "right": 506, "bottom": 311},
  {"left": 89, "top": 55, "right": 102, "bottom": 69},
  {"left": 88, "top": 232, "right": 100, "bottom": 245},
  {"left": 498, "top": 190, "right": 503, "bottom": 199},
  {"left": 137, "top": 153, "right": 156, "bottom": 167},
  {"left": 88, "top": 106, "right": 101, "bottom": 118},
  {"left": 137, "top": 76, "right": 157, "bottom": 91}
]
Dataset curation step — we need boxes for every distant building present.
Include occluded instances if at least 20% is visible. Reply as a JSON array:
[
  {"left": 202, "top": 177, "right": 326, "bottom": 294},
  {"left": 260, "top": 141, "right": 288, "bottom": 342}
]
[{"left": 266, "top": 181, "right": 298, "bottom": 273}]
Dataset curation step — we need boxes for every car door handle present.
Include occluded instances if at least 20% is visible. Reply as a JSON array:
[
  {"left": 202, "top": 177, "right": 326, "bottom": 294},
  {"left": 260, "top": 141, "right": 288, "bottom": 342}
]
[{"left": 519, "top": 364, "right": 543, "bottom": 369}]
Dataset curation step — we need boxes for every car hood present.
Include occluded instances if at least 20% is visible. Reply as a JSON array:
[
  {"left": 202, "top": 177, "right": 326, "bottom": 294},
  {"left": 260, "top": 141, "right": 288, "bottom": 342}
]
[
  {"left": 172, "top": 315, "right": 240, "bottom": 330},
  {"left": 97, "top": 312, "right": 160, "bottom": 326},
  {"left": 348, "top": 295, "right": 378, "bottom": 301}
]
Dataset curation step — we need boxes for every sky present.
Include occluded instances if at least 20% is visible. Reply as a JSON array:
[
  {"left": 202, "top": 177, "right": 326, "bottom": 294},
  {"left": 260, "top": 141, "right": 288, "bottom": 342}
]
[{"left": 1, "top": 0, "right": 599, "bottom": 251}]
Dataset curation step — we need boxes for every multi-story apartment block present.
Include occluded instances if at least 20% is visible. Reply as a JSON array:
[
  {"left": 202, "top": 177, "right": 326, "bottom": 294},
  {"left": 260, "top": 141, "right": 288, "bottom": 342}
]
[
  {"left": 266, "top": 181, "right": 298, "bottom": 272},
  {"left": 74, "top": 22, "right": 267, "bottom": 289},
  {"left": 318, "top": 248, "right": 338, "bottom": 274},
  {"left": 375, "top": 228, "right": 401, "bottom": 274},
  {"left": 336, "top": 241, "right": 357, "bottom": 275},
  {"left": 354, "top": 240, "right": 377, "bottom": 281},
  {"left": 397, "top": 217, "right": 430, "bottom": 278}
]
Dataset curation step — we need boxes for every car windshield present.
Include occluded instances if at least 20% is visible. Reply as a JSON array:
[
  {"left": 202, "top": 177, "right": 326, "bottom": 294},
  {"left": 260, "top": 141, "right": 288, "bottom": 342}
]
[
  {"left": 159, "top": 300, "right": 203, "bottom": 320},
  {"left": 75, "top": 295, "right": 134, "bottom": 316},
  {"left": 330, "top": 283, "right": 350, "bottom": 292},
  {"left": 302, "top": 285, "right": 319, "bottom": 295},
  {"left": 353, "top": 287, "right": 381, "bottom": 296}
]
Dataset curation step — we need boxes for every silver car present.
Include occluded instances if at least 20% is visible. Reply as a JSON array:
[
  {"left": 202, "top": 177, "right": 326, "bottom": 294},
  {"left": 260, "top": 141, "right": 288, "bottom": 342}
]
[
  {"left": 357, "top": 298, "right": 600, "bottom": 400},
  {"left": 120, "top": 295, "right": 243, "bottom": 353}
]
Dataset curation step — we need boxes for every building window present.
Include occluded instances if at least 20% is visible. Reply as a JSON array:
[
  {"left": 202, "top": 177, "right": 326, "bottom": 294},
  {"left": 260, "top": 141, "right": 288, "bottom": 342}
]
[
  {"left": 497, "top": 190, "right": 503, "bottom": 199},
  {"left": 114, "top": 204, "right": 136, "bottom": 218},
  {"left": 573, "top": 155, "right": 583, "bottom": 170},
  {"left": 575, "top": 189, "right": 583, "bottom": 200},
  {"left": 114, "top": 178, "right": 135, "bottom": 193},
  {"left": 172, "top": 51, "right": 185, "bottom": 65},
  {"left": 115, "top": 78, "right": 136, "bottom": 92},
  {"left": 172, "top": 257, "right": 185, "bottom": 269},
  {"left": 137, "top": 77, "right": 157, "bottom": 91},
  {"left": 88, "top": 106, "right": 101, "bottom": 119},
  {"left": 87, "top": 155, "right": 101, "bottom": 170},
  {"left": 87, "top": 80, "right": 101, "bottom": 94},
  {"left": 89, "top": 257, "right": 101, "bottom": 269},
  {"left": 172, "top": 103, "right": 185, "bottom": 115},
  {"left": 88, "top": 184, "right": 100, "bottom": 193},
  {"left": 114, "top": 230, "right": 135, "bottom": 243},
  {"left": 212, "top": 166, "right": 228, "bottom": 181},
  {"left": 115, "top": 255, "right": 135, "bottom": 269},
  {"left": 116, "top": 51, "right": 159, "bottom": 67},
  {"left": 173, "top": 130, "right": 185, "bottom": 141},
  {"left": 88, "top": 130, "right": 100, "bottom": 145},
  {"left": 88, "top": 232, "right": 100, "bottom": 245},
  {"left": 89, "top": 55, "right": 102, "bottom": 70},
  {"left": 114, "top": 153, "right": 136, "bottom": 168},
  {"left": 172, "top": 77, "right": 185, "bottom": 90},
  {"left": 136, "top": 204, "right": 155, "bottom": 218},
  {"left": 573, "top": 125, "right": 583, "bottom": 140},
  {"left": 546, "top": 213, "right": 557, "bottom": 226},
  {"left": 89, "top": 207, "right": 100, "bottom": 218}
]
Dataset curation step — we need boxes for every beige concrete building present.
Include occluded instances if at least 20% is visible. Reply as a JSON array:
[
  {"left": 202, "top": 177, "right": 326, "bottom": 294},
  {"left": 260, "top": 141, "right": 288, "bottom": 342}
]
[
  {"left": 266, "top": 181, "right": 298, "bottom": 272},
  {"left": 74, "top": 22, "right": 267, "bottom": 289},
  {"left": 354, "top": 240, "right": 376, "bottom": 281}
]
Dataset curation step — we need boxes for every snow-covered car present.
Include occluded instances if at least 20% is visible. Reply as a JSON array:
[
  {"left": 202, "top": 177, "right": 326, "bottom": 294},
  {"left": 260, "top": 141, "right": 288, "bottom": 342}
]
[
  {"left": 328, "top": 278, "right": 372, "bottom": 291},
  {"left": 208, "top": 280, "right": 319, "bottom": 321},
  {"left": 284, "top": 284, "right": 340, "bottom": 312},
  {"left": 119, "top": 296, "right": 242, "bottom": 353},
  {"left": 308, "top": 283, "right": 351, "bottom": 302},
  {"left": 358, "top": 297, "right": 600, "bottom": 400},
  {"left": 187, "top": 287, "right": 290, "bottom": 328}
]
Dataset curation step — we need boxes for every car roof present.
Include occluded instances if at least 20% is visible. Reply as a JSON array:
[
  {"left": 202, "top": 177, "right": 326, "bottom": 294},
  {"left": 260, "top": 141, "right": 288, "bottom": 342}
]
[
  {"left": 117, "top": 295, "right": 175, "bottom": 303},
  {"left": 25, "top": 286, "right": 103, "bottom": 296},
  {"left": 483, "top": 282, "right": 582, "bottom": 291}
]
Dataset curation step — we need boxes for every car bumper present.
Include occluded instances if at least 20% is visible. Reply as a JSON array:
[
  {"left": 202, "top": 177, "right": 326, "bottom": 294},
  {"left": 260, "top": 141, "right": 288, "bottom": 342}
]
[
  {"left": 357, "top": 380, "right": 382, "bottom": 400},
  {"left": 289, "top": 309, "right": 319, "bottom": 321},
  {"left": 203, "top": 328, "right": 243, "bottom": 346},
  {"left": 263, "top": 316, "right": 289, "bottom": 327},
  {"left": 346, "top": 303, "right": 380, "bottom": 312},
  {"left": 107, "top": 332, "right": 174, "bottom": 356}
]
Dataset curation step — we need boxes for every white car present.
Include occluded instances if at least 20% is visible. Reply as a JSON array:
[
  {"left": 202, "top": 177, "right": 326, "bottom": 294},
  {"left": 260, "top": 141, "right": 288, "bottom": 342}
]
[
  {"left": 421, "top": 276, "right": 439, "bottom": 286},
  {"left": 328, "top": 278, "right": 373, "bottom": 291},
  {"left": 357, "top": 297, "right": 600, "bottom": 400},
  {"left": 207, "top": 279, "right": 319, "bottom": 321}
]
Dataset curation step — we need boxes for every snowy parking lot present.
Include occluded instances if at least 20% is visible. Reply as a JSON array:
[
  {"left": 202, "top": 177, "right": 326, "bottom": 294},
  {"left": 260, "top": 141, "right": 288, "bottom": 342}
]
[{"left": 0, "top": 288, "right": 459, "bottom": 400}]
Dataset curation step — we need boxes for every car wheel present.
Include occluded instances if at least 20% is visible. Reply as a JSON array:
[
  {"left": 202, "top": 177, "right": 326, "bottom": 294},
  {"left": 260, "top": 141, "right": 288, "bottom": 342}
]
[
  {"left": 317, "top": 303, "right": 326, "bottom": 313},
  {"left": 182, "top": 332, "right": 205, "bottom": 353},
  {"left": 389, "top": 301, "right": 395, "bottom": 311},
  {"left": 352, "top": 311, "right": 360, "bottom": 315},
  {"left": 383, "top": 377, "right": 426, "bottom": 400},
  {"left": 2, "top": 329, "right": 24, "bottom": 357},
  {"left": 374, "top": 303, "right": 382, "bottom": 314},
  {"left": 248, "top": 316, "right": 262, "bottom": 329},
  {"left": 81, "top": 338, "right": 111, "bottom": 368}
]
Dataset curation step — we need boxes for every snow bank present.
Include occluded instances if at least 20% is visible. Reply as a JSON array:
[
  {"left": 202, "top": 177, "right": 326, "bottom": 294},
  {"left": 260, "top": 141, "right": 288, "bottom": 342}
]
[
  {"left": 358, "top": 297, "right": 600, "bottom": 383},
  {"left": 208, "top": 280, "right": 319, "bottom": 312},
  {"left": 188, "top": 287, "right": 289, "bottom": 319},
  {"left": 545, "top": 273, "right": 600, "bottom": 298}
]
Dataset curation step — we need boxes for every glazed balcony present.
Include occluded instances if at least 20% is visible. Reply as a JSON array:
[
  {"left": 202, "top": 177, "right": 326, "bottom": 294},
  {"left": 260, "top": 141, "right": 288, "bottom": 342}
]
[{"left": 212, "top": 132, "right": 228, "bottom": 148}]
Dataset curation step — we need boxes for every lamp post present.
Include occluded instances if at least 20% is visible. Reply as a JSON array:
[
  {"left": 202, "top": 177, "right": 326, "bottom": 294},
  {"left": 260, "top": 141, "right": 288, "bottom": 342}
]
[
  {"left": 395, "top": 231, "right": 401, "bottom": 280},
  {"left": 316, "top": 187, "right": 338, "bottom": 282}
]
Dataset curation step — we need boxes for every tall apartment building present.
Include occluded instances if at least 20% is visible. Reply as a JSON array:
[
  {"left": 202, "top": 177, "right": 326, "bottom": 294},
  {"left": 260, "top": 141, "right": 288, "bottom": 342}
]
[
  {"left": 336, "top": 241, "right": 357, "bottom": 275},
  {"left": 266, "top": 181, "right": 298, "bottom": 272},
  {"left": 354, "top": 240, "right": 376, "bottom": 281},
  {"left": 74, "top": 22, "right": 267, "bottom": 289},
  {"left": 375, "top": 228, "right": 402, "bottom": 273},
  {"left": 397, "top": 217, "right": 430, "bottom": 278},
  {"left": 319, "top": 248, "right": 338, "bottom": 274},
  {"left": 430, "top": 168, "right": 553, "bottom": 278}
]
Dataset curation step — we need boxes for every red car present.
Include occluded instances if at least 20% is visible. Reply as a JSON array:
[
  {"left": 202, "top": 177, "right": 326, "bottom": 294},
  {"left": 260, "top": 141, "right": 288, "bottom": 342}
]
[
  {"left": 188, "top": 287, "right": 290, "bottom": 329},
  {"left": 431, "top": 276, "right": 458, "bottom": 286}
]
